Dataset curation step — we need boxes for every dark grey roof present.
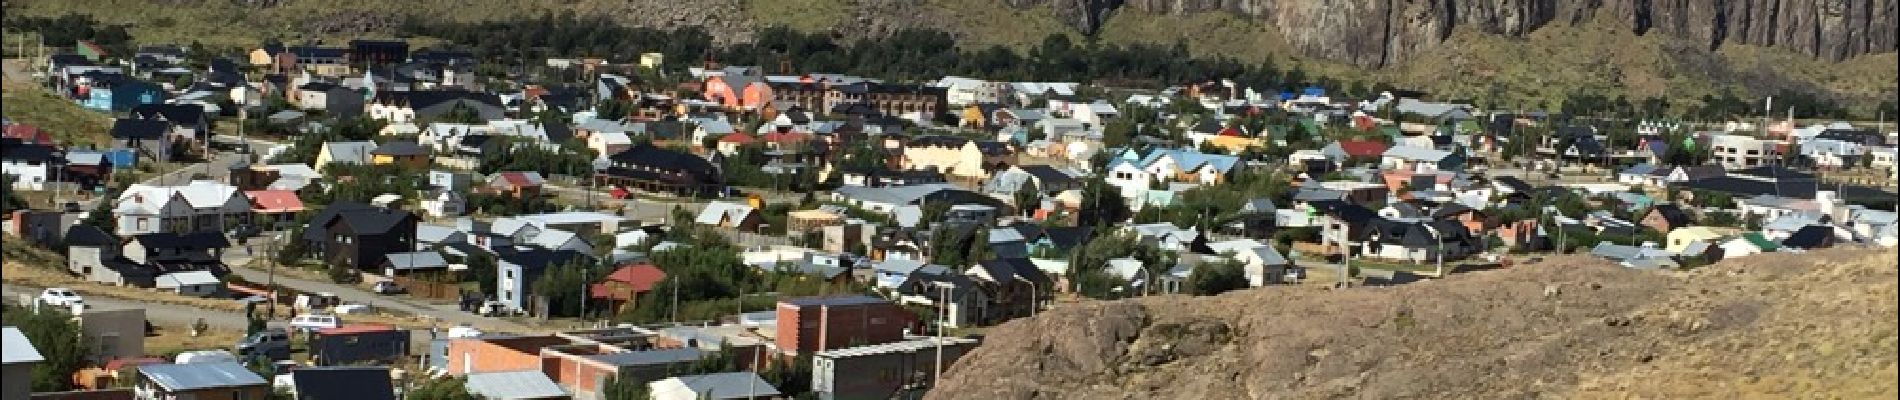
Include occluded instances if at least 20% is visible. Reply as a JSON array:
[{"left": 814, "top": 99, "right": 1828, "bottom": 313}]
[
  {"left": 291, "top": 366, "right": 395, "bottom": 400},
  {"left": 604, "top": 143, "right": 719, "bottom": 184},
  {"left": 496, "top": 247, "right": 589, "bottom": 270},
  {"left": 1650, "top": 204, "right": 1692, "bottom": 227},
  {"left": 370, "top": 140, "right": 428, "bottom": 156},
  {"left": 332, "top": 207, "right": 417, "bottom": 236},
  {"left": 303, "top": 202, "right": 376, "bottom": 243},
  {"left": 111, "top": 119, "right": 171, "bottom": 139},
  {"left": 541, "top": 121, "right": 574, "bottom": 144},
  {"left": 65, "top": 225, "right": 118, "bottom": 247},
  {"left": 289, "top": 46, "right": 347, "bottom": 59},
  {"left": 130, "top": 232, "right": 229, "bottom": 250},
  {"left": 1017, "top": 165, "right": 1077, "bottom": 188},
  {"left": 974, "top": 257, "right": 1052, "bottom": 287},
  {"left": 1, "top": 139, "right": 58, "bottom": 162},
  {"left": 1781, "top": 225, "right": 1834, "bottom": 249}
]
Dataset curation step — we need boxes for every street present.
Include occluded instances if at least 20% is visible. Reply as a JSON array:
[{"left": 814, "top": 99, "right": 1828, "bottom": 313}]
[{"left": 220, "top": 233, "right": 532, "bottom": 332}]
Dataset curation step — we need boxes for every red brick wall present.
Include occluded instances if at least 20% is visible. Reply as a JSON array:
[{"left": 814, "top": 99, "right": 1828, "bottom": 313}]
[
  {"left": 777, "top": 301, "right": 915, "bottom": 356},
  {"left": 444, "top": 339, "right": 540, "bottom": 375}
]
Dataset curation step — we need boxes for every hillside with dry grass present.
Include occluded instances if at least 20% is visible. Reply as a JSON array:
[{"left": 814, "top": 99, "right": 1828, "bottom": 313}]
[
  {"left": 4, "top": 0, "right": 1893, "bottom": 112},
  {"left": 928, "top": 248, "right": 1899, "bottom": 399}
]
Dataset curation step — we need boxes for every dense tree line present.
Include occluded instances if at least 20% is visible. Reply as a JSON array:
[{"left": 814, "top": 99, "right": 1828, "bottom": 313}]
[{"left": 2, "top": 14, "right": 133, "bottom": 56}]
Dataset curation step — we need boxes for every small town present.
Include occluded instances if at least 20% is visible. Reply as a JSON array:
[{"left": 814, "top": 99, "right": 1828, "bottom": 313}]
[{"left": 1, "top": 8, "right": 1896, "bottom": 400}]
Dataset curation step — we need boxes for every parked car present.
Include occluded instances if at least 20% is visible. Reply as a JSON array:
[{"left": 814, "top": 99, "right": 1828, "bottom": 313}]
[
  {"left": 333, "top": 304, "right": 373, "bottom": 315},
  {"left": 371, "top": 281, "right": 406, "bottom": 295},
  {"left": 294, "top": 293, "right": 341, "bottom": 310},
  {"left": 289, "top": 314, "right": 341, "bottom": 333},
  {"left": 38, "top": 288, "right": 84, "bottom": 307},
  {"left": 476, "top": 301, "right": 515, "bottom": 317},
  {"left": 235, "top": 328, "right": 292, "bottom": 361}
]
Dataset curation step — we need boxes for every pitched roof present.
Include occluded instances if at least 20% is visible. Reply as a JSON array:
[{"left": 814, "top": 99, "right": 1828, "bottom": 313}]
[
  {"left": 2, "top": 327, "right": 44, "bottom": 364},
  {"left": 245, "top": 190, "right": 306, "bottom": 213},
  {"left": 973, "top": 257, "right": 1053, "bottom": 287},
  {"left": 593, "top": 263, "right": 667, "bottom": 296},
  {"left": 464, "top": 370, "right": 567, "bottom": 399},
  {"left": 111, "top": 118, "right": 171, "bottom": 139},
  {"left": 370, "top": 140, "right": 428, "bottom": 156},
  {"left": 137, "top": 362, "right": 266, "bottom": 391},
  {"left": 604, "top": 143, "right": 719, "bottom": 183},
  {"left": 129, "top": 231, "right": 229, "bottom": 250},
  {"left": 1334, "top": 140, "right": 1388, "bottom": 157},
  {"left": 1781, "top": 225, "right": 1834, "bottom": 249},
  {"left": 492, "top": 171, "right": 546, "bottom": 188},
  {"left": 695, "top": 201, "right": 757, "bottom": 225},
  {"left": 130, "top": 103, "right": 206, "bottom": 126},
  {"left": 331, "top": 207, "right": 416, "bottom": 236},
  {"left": 384, "top": 251, "right": 448, "bottom": 270},
  {"left": 0, "top": 139, "right": 58, "bottom": 162},
  {"left": 651, "top": 372, "right": 780, "bottom": 400},
  {"left": 291, "top": 366, "right": 396, "bottom": 400},
  {"left": 65, "top": 225, "right": 119, "bottom": 247},
  {"left": 1383, "top": 145, "right": 1453, "bottom": 161}
]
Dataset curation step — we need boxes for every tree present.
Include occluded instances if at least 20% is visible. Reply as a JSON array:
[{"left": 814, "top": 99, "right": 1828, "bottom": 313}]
[
  {"left": 1185, "top": 256, "right": 1249, "bottom": 295},
  {"left": 1070, "top": 269, "right": 1128, "bottom": 300},
  {"left": 532, "top": 259, "right": 596, "bottom": 318},
  {"left": 1, "top": 175, "right": 27, "bottom": 214},
  {"left": 464, "top": 252, "right": 499, "bottom": 296},
  {"left": 602, "top": 376, "right": 652, "bottom": 400},
  {"left": 1012, "top": 180, "right": 1040, "bottom": 215},
  {"left": 2, "top": 303, "right": 89, "bottom": 392},
  {"left": 406, "top": 377, "right": 480, "bottom": 400},
  {"left": 327, "top": 262, "right": 360, "bottom": 284}
]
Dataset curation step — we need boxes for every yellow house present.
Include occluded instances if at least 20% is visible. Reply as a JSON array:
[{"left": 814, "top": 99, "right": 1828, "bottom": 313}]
[
  {"left": 960, "top": 105, "right": 988, "bottom": 128},
  {"left": 248, "top": 48, "right": 276, "bottom": 66},
  {"left": 313, "top": 141, "right": 376, "bottom": 169},
  {"left": 1205, "top": 135, "right": 1265, "bottom": 154},
  {"left": 639, "top": 52, "right": 665, "bottom": 69},
  {"left": 1666, "top": 226, "right": 1737, "bottom": 252},
  {"left": 369, "top": 141, "right": 430, "bottom": 169}
]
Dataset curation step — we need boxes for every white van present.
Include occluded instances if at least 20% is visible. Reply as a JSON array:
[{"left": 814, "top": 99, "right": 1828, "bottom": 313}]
[
  {"left": 175, "top": 350, "right": 239, "bottom": 364},
  {"left": 288, "top": 314, "right": 341, "bottom": 333}
]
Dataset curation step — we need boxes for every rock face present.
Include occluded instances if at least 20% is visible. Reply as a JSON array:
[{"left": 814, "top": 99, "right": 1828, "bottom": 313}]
[
  {"left": 1011, "top": 0, "right": 1899, "bottom": 66},
  {"left": 926, "top": 249, "right": 1899, "bottom": 399}
]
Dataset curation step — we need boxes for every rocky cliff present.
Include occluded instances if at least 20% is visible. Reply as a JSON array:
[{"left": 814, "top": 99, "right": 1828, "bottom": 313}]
[
  {"left": 926, "top": 249, "right": 1899, "bottom": 399},
  {"left": 1013, "top": 0, "right": 1899, "bottom": 66}
]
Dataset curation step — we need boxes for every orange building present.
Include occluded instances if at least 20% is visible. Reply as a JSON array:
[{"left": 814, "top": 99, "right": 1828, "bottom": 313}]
[{"left": 444, "top": 336, "right": 570, "bottom": 375}]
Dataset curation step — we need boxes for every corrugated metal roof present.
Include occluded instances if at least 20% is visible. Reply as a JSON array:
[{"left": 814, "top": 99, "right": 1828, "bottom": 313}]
[
  {"left": 584, "top": 348, "right": 706, "bottom": 366},
  {"left": 2, "top": 327, "right": 45, "bottom": 364},
  {"left": 814, "top": 336, "right": 979, "bottom": 359},
  {"left": 651, "top": 372, "right": 780, "bottom": 399},
  {"left": 138, "top": 362, "right": 266, "bottom": 391},
  {"left": 464, "top": 370, "right": 566, "bottom": 399}
]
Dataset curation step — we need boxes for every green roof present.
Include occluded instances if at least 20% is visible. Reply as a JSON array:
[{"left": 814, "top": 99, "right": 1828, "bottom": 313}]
[{"left": 1742, "top": 232, "right": 1779, "bottom": 251}]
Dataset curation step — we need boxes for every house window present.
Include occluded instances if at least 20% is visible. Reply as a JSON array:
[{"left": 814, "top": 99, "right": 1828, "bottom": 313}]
[
  {"left": 137, "top": 219, "right": 149, "bottom": 230},
  {"left": 506, "top": 270, "right": 514, "bottom": 279}
]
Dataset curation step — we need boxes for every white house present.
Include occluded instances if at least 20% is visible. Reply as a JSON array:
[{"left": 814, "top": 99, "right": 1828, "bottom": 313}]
[
  {"left": 1, "top": 141, "right": 57, "bottom": 190},
  {"left": 113, "top": 181, "right": 249, "bottom": 236},
  {"left": 1101, "top": 148, "right": 1239, "bottom": 210},
  {"left": 1380, "top": 146, "right": 1457, "bottom": 173},
  {"left": 1202, "top": 239, "right": 1292, "bottom": 287},
  {"left": 419, "top": 188, "right": 466, "bottom": 218},
  {"left": 155, "top": 270, "right": 220, "bottom": 297},
  {"left": 935, "top": 76, "right": 1004, "bottom": 106}
]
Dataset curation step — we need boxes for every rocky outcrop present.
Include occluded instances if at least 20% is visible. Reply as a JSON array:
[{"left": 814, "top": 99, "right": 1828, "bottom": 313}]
[
  {"left": 927, "top": 249, "right": 1900, "bottom": 399},
  {"left": 1009, "top": 0, "right": 1898, "bottom": 66}
]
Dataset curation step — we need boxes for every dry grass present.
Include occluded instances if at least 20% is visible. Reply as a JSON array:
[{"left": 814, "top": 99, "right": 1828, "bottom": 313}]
[
  {"left": 743, "top": 0, "right": 852, "bottom": 33},
  {"left": 145, "top": 325, "right": 244, "bottom": 357},
  {"left": 2, "top": 61, "right": 116, "bottom": 147}
]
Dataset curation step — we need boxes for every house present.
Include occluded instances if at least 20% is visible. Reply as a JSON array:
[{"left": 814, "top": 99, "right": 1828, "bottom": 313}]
[
  {"left": 901, "top": 136, "right": 1016, "bottom": 180},
  {"left": 463, "top": 370, "right": 569, "bottom": 400},
  {"left": 114, "top": 181, "right": 249, "bottom": 236},
  {"left": 121, "top": 232, "right": 229, "bottom": 278},
  {"left": 703, "top": 66, "right": 774, "bottom": 111},
  {"left": 892, "top": 264, "right": 987, "bottom": 328},
  {"left": 542, "top": 347, "right": 707, "bottom": 399},
  {"left": 1201, "top": 239, "right": 1293, "bottom": 286},
  {"left": 313, "top": 205, "right": 419, "bottom": 271},
  {"left": 314, "top": 141, "right": 376, "bottom": 168},
  {"left": 81, "top": 75, "right": 165, "bottom": 112},
  {"left": 649, "top": 372, "right": 779, "bottom": 400},
  {"left": 1589, "top": 242, "right": 1678, "bottom": 269},
  {"left": 695, "top": 201, "right": 763, "bottom": 231},
  {"left": 1780, "top": 225, "right": 1837, "bottom": 251},
  {"left": 129, "top": 104, "right": 209, "bottom": 145},
  {"left": 134, "top": 362, "right": 270, "bottom": 400},
  {"left": 312, "top": 325, "right": 410, "bottom": 366},
  {"left": 1718, "top": 232, "right": 1781, "bottom": 258},
  {"left": 1102, "top": 148, "right": 1240, "bottom": 210},
  {"left": 155, "top": 270, "right": 221, "bottom": 297},
  {"left": 776, "top": 296, "right": 916, "bottom": 356},
  {"left": 110, "top": 118, "right": 174, "bottom": 162},
  {"left": 1319, "top": 140, "right": 1388, "bottom": 167},
  {"left": 1640, "top": 203, "right": 1694, "bottom": 233},
  {"left": 3, "top": 327, "right": 43, "bottom": 400},
  {"left": 1, "top": 138, "right": 59, "bottom": 190},
  {"left": 2, "top": 123, "right": 54, "bottom": 145},
  {"left": 987, "top": 164, "right": 1081, "bottom": 197},
  {"left": 1380, "top": 146, "right": 1463, "bottom": 173},
  {"left": 597, "top": 144, "right": 725, "bottom": 197},
  {"left": 368, "top": 90, "right": 506, "bottom": 124},
  {"left": 382, "top": 251, "right": 450, "bottom": 276},
  {"left": 64, "top": 150, "right": 114, "bottom": 189},
  {"left": 368, "top": 140, "right": 430, "bottom": 168},
  {"left": 837, "top": 166, "right": 947, "bottom": 188},
  {"left": 419, "top": 188, "right": 467, "bottom": 218},
  {"left": 445, "top": 335, "right": 573, "bottom": 375},
  {"left": 495, "top": 248, "right": 591, "bottom": 313},
  {"left": 1707, "top": 133, "right": 1785, "bottom": 169},
  {"left": 589, "top": 263, "right": 666, "bottom": 313},
  {"left": 244, "top": 190, "right": 306, "bottom": 228},
  {"left": 289, "top": 366, "right": 396, "bottom": 400},
  {"left": 967, "top": 258, "right": 1054, "bottom": 323},
  {"left": 1666, "top": 226, "right": 1733, "bottom": 252},
  {"left": 487, "top": 171, "right": 547, "bottom": 199},
  {"left": 813, "top": 336, "right": 978, "bottom": 400}
]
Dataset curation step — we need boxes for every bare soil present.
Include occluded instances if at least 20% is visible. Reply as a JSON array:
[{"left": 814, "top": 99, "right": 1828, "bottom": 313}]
[{"left": 929, "top": 248, "right": 1899, "bottom": 399}]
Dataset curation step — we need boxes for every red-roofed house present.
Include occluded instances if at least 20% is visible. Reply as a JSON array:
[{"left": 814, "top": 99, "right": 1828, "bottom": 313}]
[
  {"left": 245, "top": 190, "right": 306, "bottom": 227},
  {"left": 1324, "top": 140, "right": 1388, "bottom": 167},
  {"left": 715, "top": 132, "right": 758, "bottom": 155},
  {"left": 485, "top": 171, "right": 545, "bottom": 199},
  {"left": 590, "top": 263, "right": 666, "bottom": 313},
  {"left": 3, "top": 123, "right": 54, "bottom": 145}
]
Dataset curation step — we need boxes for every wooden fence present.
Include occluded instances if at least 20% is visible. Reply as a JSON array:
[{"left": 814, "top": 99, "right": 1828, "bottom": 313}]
[{"left": 390, "top": 275, "right": 462, "bottom": 300}]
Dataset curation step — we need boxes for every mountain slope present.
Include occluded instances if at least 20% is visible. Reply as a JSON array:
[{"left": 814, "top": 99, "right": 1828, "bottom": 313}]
[{"left": 927, "top": 248, "right": 1899, "bottom": 399}]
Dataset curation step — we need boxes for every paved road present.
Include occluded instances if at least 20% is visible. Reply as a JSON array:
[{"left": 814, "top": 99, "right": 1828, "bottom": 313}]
[
  {"left": 220, "top": 236, "right": 532, "bottom": 333},
  {"left": 2, "top": 283, "right": 255, "bottom": 329}
]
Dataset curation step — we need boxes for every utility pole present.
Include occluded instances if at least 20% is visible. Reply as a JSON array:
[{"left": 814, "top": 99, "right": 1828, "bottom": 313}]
[{"left": 933, "top": 283, "right": 947, "bottom": 388}]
